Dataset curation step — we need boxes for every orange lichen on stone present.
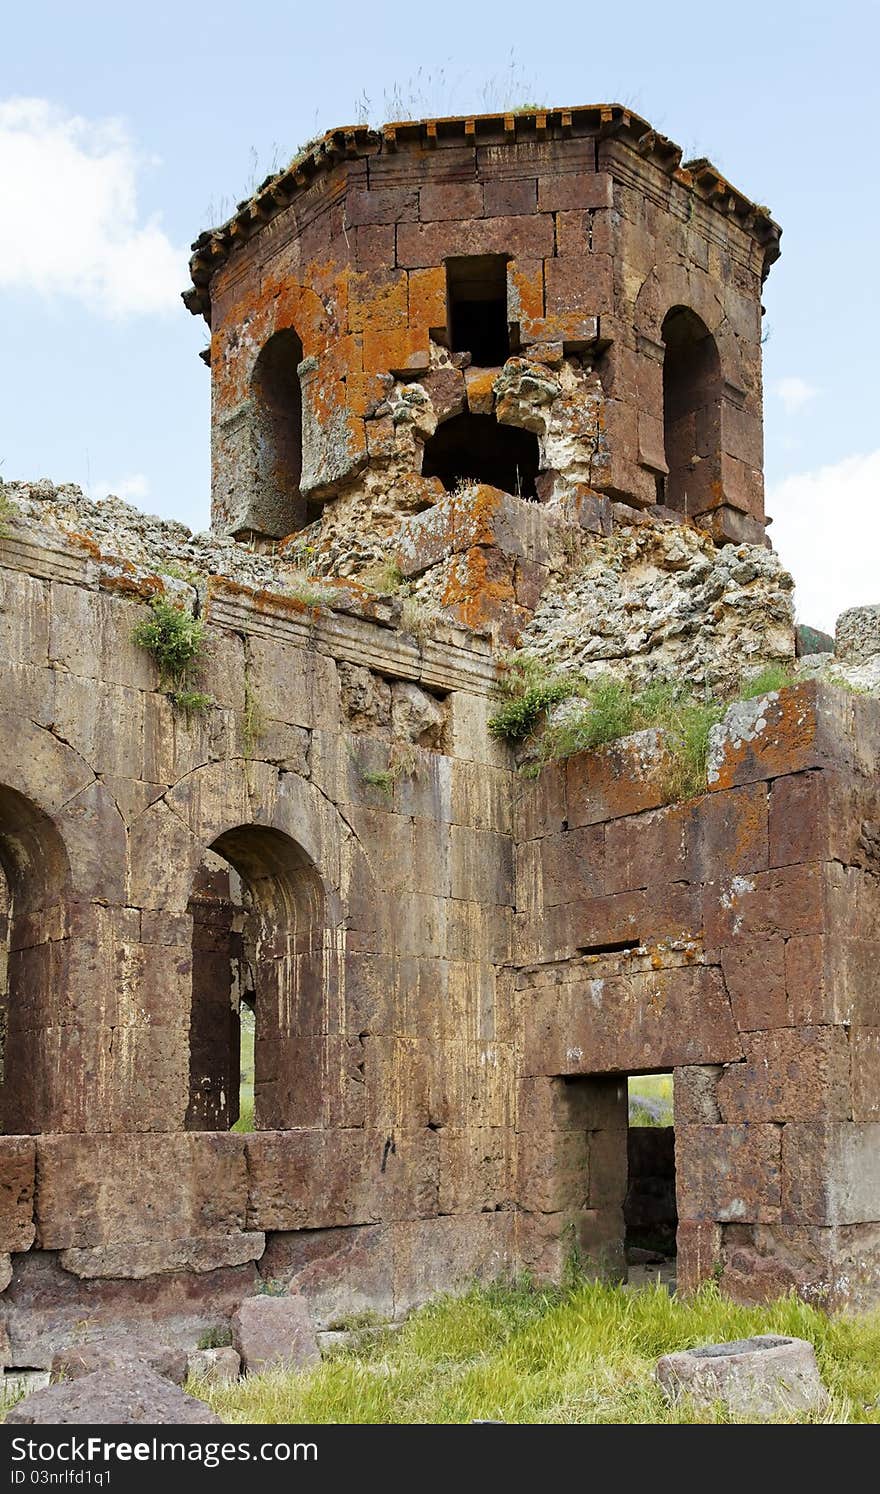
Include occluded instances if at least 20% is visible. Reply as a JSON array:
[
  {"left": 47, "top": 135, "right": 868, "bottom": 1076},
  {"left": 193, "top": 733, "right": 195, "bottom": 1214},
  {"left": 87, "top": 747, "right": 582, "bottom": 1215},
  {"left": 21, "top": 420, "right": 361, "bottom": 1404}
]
[
  {"left": 348, "top": 269, "right": 408, "bottom": 333},
  {"left": 407, "top": 267, "right": 447, "bottom": 331},
  {"left": 362, "top": 326, "right": 431, "bottom": 377}
]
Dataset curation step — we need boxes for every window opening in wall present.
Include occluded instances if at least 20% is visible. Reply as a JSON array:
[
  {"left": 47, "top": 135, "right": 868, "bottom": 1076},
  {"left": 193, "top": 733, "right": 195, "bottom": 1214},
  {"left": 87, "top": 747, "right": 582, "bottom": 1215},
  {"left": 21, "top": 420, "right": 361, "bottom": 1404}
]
[
  {"left": 421, "top": 410, "right": 539, "bottom": 498},
  {"left": 186, "top": 826, "right": 325, "bottom": 1133},
  {"left": 625, "top": 1073, "right": 677, "bottom": 1286},
  {"left": 249, "top": 326, "right": 306, "bottom": 537},
  {"left": 661, "top": 306, "right": 721, "bottom": 515},
  {"left": 446, "top": 255, "right": 511, "bottom": 367}
]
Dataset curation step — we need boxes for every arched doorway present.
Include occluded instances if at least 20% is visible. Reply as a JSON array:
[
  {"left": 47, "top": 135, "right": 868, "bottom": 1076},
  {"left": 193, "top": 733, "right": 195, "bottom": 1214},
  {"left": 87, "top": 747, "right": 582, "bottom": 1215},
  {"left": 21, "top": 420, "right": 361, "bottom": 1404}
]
[
  {"left": 186, "top": 825, "right": 326, "bottom": 1132},
  {"left": 0, "top": 785, "right": 70, "bottom": 1134},
  {"left": 661, "top": 306, "right": 722, "bottom": 515}
]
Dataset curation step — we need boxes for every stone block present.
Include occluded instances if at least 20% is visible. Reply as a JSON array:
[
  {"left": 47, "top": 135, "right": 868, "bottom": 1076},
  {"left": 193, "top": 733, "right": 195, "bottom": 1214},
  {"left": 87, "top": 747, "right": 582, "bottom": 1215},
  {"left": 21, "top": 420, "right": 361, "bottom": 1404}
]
[
  {"left": 675, "top": 1220, "right": 722, "bottom": 1294},
  {"left": 676, "top": 1124, "right": 782, "bottom": 1224},
  {"left": 187, "top": 1347, "right": 241, "bottom": 1385},
  {"left": 566, "top": 729, "right": 677, "bottom": 826},
  {"left": 518, "top": 1129, "right": 589, "bottom": 1213},
  {"left": 523, "top": 963, "right": 741, "bottom": 1076},
  {"left": 6, "top": 1366, "right": 222, "bottom": 1424},
  {"left": 707, "top": 682, "right": 853, "bottom": 791},
  {"left": 391, "top": 1213, "right": 514, "bottom": 1316},
  {"left": 0, "top": 1139, "right": 36, "bottom": 1252},
  {"left": 51, "top": 1335, "right": 188, "bottom": 1385},
  {"left": 259, "top": 1224, "right": 394, "bottom": 1326},
  {"left": 717, "top": 1028, "right": 852, "bottom": 1123},
  {"left": 35, "top": 1134, "right": 248, "bottom": 1249},
  {"left": 231, "top": 1293, "right": 320, "bottom": 1375},
  {"left": 836, "top": 605, "right": 880, "bottom": 663},
  {"left": 656, "top": 1335, "right": 828, "bottom": 1420},
  {"left": 781, "top": 1122, "right": 880, "bottom": 1224},
  {"left": 673, "top": 1066, "right": 723, "bottom": 1125}
]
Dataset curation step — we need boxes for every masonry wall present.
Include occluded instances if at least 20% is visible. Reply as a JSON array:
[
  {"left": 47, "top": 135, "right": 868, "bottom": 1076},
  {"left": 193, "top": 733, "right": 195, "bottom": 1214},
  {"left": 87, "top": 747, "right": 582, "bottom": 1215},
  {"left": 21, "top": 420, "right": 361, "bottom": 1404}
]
[
  {"left": 513, "top": 683, "right": 880, "bottom": 1308},
  {"left": 0, "top": 522, "right": 519, "bottom": 1364},
  {"left": 1, "top": 517, "right": 879, "bottom": 1366}
]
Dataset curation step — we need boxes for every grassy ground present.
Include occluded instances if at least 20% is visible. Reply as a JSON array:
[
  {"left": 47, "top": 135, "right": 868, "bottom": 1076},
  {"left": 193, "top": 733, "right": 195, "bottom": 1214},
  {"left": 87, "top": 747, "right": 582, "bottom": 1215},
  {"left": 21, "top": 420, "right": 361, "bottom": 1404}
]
[
  {"left": 232, "top": 1008, "right": 255, "bottom": 1133},
  {"left": 628, "top": 1073, "right": 674, "bottom": 1126},
  {"left": 194, "top": 1280, "right": 880, "bottom": 1424}
]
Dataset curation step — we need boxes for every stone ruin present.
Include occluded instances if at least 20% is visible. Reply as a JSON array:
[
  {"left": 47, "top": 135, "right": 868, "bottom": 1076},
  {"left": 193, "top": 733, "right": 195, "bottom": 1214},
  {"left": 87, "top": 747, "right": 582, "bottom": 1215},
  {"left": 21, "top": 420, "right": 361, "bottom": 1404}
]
[{"left": 1, "top": 103, "right": 879, "bottom": 1373}]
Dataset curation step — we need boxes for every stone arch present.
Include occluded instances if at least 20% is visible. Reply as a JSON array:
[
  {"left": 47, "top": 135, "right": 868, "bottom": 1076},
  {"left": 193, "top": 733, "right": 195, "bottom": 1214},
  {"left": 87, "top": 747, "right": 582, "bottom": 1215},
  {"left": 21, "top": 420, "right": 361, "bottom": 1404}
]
[
  {"left": 249, "top": 326, "right": 306, "bottom": 536},
  {"left": 633, "top": 260, "right": 743, "bottom": 391},
  {"left": 129, "top": 760, "right": 352, "bottom": 914},
  {"left": 130, "top": 761, "right": 378, "bottom": 1132},
  {"left": 660, "top": 305, "right": 723, "bottom": 515},
  {"left": 186, "top": 823, "right": 327, "bottom": 1132}
]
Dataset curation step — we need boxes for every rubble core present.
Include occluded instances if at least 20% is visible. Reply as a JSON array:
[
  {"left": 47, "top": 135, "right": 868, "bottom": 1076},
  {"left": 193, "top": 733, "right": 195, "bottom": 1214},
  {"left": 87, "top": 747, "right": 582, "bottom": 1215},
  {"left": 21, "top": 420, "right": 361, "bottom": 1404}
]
[{"left": 518, "top": 519, "right": 796, "bottom": 694}]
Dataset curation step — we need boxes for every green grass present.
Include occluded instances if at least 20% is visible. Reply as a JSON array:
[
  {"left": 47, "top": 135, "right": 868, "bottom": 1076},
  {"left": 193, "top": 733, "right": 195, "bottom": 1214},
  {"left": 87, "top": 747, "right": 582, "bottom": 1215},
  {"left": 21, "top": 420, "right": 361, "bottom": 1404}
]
[
  {"left": 628, "top": 1074, "right": 673, "bottom": 1127},
  {"left": 491, "top": 662, "right": 797, "bottom": 802},
  {"left": 132, "top": 595, "right": 213, "bottom": 714},
  {"left": 231, "top": 1009, "right": 255, "bottom": 1134},
  {"left": 488, "top": 656, "right": 580, "bottom": 742},
  {"left": 192, "top": 1279, "right": 880, "bottom": 1424}
]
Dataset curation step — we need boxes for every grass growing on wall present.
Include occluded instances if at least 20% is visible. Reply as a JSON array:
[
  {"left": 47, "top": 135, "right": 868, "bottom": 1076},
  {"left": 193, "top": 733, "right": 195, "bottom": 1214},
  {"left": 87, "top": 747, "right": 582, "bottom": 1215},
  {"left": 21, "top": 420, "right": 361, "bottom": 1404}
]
[
  {"left": 190, "top": 1279, "right": 880, "bottom": 1425},
  {"left": 132, "top": 595, "right": 213, "bottom": 714},
  {"left": 489, "top": 660, "right": 796, "bottom": 801}
]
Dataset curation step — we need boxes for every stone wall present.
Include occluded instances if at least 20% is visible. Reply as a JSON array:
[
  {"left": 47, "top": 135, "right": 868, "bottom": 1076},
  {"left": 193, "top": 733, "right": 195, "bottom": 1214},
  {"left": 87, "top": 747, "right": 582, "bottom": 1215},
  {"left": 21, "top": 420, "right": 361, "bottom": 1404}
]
[
  {"left": 0, "top": 504, "right": 879, "bottom": 1357},
  {"left": 514, "top": 681, "right": 880, "bottom": 1308}
]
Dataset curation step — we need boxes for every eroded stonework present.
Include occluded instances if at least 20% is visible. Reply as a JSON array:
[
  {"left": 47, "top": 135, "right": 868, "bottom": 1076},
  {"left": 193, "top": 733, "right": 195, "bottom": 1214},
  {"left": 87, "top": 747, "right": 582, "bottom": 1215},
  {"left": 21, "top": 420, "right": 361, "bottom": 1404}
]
[{"left": 1, "top": 104, "right": 879, "bottom": 1362}]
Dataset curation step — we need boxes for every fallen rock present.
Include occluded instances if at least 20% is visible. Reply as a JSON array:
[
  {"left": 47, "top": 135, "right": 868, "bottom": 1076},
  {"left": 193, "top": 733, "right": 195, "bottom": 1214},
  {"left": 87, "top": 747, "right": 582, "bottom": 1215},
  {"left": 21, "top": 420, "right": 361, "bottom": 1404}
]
[
  {"left": 51, "top": 1334, "right": 187, "bottom": 1386},
  {"left": 656, "top": 1334, "right": 828, "bottom": 1420},
  {"left": 6, "top": 1366, "right": 222, "bottom": 1424},
  {"left": 232, "top": 1293, "right": 320, "bottom": 1375},
  {"left": 187, "top": 1347, "right": 241, "bottom": 1386}
]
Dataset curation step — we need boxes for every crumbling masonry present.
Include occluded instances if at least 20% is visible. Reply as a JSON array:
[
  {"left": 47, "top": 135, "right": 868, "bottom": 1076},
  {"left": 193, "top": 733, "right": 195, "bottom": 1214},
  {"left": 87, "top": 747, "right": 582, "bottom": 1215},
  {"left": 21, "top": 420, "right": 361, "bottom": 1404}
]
[{"left": 2, "top": 105, "right": 880, "bottom": 1365}]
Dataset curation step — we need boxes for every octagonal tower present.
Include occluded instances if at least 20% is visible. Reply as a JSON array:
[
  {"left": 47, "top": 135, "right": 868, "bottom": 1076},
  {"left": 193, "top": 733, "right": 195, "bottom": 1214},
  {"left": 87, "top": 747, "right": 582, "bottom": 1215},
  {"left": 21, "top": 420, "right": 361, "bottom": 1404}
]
[{"left": 186, "top": 104, "right": 780, "bottom": 553}]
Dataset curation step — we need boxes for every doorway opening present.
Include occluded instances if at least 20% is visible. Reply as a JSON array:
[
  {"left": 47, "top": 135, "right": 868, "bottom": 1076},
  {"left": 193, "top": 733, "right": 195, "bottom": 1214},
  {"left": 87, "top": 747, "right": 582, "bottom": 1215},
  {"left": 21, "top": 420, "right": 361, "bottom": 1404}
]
[
  {"left": 446, "top": 255, "right": 511, "bottom": 367},
  {"left": 625, "top": 1073, "right": 677, "bottom": 1282}
]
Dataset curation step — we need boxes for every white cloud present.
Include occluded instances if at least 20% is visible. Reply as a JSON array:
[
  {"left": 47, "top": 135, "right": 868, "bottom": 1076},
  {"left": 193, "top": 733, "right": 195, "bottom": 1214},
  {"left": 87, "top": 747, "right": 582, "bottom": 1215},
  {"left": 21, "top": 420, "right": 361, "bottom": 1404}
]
[
  {"left": 768, "top": 449, "right": 880, "bottom": 635},
  {"left": 86, "top": 474, "right": 151, "bottom": 504},
  {"left": 0, "top": 98, "right": 185, "bottom": 317},
  {"left": 773, "top": 376, "right": 818, "bottom": 415}
]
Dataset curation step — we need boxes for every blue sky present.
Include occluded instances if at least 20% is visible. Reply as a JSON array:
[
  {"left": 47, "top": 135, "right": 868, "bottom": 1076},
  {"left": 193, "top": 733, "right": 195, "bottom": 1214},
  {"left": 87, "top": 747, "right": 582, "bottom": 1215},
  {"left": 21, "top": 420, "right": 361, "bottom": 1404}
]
[{"left": 1, "top": 0, "right": 878, "bottom": 631}]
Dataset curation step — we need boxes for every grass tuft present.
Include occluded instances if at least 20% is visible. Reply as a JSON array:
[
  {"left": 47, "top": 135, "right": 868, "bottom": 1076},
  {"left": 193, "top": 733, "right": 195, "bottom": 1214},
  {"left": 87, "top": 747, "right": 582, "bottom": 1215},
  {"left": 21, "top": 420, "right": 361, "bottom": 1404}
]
[
  {"left": 132, "top": 595, "right": 212, "bottom": 714},
  {"left": 488, "top": 656, "right": 580, "bottom": 742},
  {"left": 739, "top": 664, "right": 795, "bottom": 698}
]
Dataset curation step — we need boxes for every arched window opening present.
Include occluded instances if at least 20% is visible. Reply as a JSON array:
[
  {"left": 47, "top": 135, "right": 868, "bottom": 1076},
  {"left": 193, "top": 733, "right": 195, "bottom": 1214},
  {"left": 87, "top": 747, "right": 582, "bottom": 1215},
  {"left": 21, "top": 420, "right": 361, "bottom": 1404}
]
[
  {"left": 446, "top": 255, "right": 511, "bottom": 367},
  {"left": 661, "top": 306, "right": 721, "bottom": 514},
  {"left": 422, "top": 411, "right": 540, "bottom": 499},
  {"left": 186, "top": 826, "right": 325, "bottom": 1133},
  {"left": 0, "top": 786, "right": 70, "bottom": 1135},
  {"left": 249, "top": 327, "right": 306, "bottom": 538}
]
